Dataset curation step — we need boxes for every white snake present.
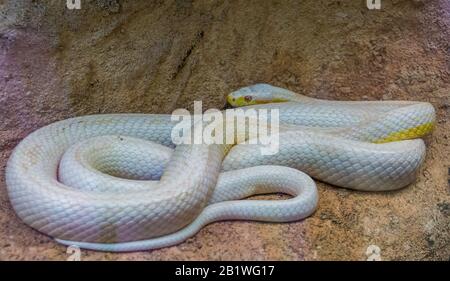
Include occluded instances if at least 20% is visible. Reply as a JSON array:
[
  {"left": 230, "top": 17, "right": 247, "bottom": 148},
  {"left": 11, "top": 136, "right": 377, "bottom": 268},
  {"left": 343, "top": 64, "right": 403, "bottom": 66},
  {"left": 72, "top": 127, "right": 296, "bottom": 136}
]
[{"left": 5, "top": 84, "right": 435, "bottom": 252}]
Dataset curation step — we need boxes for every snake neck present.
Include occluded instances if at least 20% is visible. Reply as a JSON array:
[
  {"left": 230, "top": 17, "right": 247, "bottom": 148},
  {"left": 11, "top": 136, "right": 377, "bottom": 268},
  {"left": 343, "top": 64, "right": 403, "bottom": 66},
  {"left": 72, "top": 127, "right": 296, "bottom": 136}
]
[{"left": 256, "top": 84, "right": 316, "bottom": 103}]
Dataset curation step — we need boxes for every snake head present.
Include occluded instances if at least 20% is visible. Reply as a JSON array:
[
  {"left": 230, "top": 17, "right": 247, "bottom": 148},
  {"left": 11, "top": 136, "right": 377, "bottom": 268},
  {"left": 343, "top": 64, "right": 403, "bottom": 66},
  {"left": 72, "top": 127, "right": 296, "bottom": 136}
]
[{"left": 227, "top": 84, "right": 292, "bottom": 107}]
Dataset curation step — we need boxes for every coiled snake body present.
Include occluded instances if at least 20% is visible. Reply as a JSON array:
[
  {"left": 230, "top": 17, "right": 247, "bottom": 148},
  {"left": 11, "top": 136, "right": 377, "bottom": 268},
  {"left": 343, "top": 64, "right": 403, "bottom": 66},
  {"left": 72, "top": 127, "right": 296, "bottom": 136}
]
[{"left": 5, "top": 84, "right": 435, "bottom": 251}]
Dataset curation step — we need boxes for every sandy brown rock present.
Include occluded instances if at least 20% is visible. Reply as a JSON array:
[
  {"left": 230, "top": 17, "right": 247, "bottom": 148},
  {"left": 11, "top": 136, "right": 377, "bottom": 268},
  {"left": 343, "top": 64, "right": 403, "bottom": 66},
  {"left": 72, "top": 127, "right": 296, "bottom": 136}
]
[{"left": 0, "top": 0, "right": 448, "bottom": 260}]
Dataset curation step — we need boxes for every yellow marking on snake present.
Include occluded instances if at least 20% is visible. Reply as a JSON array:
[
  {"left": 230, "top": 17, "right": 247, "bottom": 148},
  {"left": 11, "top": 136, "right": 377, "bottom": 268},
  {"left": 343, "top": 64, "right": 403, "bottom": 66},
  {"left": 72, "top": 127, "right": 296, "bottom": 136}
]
[{"left": 374, "top": 122, "right": 434, "bottom": 143}]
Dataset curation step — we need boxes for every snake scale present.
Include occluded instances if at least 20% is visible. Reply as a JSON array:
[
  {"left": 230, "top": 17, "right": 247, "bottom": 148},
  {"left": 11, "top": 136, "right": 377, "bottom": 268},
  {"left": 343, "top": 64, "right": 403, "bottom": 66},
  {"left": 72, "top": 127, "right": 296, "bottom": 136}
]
[{"left": 5, "top": 84, "right": 435, "bottom": 252}]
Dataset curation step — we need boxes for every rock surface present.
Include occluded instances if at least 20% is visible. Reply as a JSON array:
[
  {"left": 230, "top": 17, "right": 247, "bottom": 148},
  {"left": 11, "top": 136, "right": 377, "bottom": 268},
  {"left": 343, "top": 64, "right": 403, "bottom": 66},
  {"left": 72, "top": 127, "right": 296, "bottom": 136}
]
[{"left": 0, "top": 0, "right": 448, "bottom": 260}]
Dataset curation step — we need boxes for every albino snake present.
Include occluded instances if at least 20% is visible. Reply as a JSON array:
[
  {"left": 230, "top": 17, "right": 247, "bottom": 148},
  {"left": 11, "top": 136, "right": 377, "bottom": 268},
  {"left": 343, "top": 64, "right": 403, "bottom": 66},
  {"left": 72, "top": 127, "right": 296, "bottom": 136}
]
[{"left": 5, "top": 84, "right": 435, "bottom": 252}]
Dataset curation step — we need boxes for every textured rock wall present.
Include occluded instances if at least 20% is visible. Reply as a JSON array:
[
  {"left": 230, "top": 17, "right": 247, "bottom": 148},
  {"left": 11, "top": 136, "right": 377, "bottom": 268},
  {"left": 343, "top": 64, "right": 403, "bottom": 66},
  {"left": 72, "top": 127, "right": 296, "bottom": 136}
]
[{"left": 0, "top": 0, "right": 448, "bottom": 260}]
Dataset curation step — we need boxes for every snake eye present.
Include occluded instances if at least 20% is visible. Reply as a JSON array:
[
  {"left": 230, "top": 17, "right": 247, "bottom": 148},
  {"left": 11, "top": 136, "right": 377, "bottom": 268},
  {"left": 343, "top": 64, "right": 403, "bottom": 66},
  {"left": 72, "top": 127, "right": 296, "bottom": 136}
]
[{"left": 244, "top": 95, "right": 252, "bottom": 102}]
